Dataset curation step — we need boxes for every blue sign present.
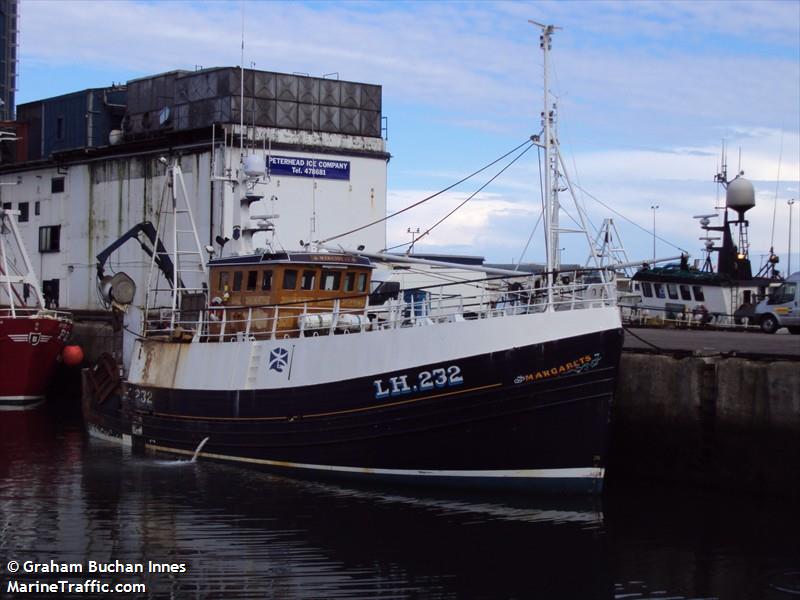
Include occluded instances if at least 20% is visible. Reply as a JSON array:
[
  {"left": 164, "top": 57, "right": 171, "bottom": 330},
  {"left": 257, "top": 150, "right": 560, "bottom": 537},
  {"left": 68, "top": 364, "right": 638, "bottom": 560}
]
[{"left": 268, "top": 155, "right": 350, "bottom": 181}]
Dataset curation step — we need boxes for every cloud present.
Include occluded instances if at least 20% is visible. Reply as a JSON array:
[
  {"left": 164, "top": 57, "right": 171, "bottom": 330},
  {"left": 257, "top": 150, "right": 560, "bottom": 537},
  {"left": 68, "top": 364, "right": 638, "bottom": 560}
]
[{"left": 17, "top": 0, "right": 800, "bottom": 267}]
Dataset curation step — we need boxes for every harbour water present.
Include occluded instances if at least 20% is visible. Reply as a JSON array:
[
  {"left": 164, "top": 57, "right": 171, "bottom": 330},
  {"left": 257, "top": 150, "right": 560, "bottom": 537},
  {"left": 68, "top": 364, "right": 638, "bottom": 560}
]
[{"left": 1, "top": 399, "right": 798, "bottom": 599}]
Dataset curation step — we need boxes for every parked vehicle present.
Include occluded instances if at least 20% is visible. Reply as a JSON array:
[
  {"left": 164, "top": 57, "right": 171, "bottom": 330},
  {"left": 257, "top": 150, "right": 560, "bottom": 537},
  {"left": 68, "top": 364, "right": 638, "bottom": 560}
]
[{"left": 755, "top": 272, "right": 800, "bottom": 334}]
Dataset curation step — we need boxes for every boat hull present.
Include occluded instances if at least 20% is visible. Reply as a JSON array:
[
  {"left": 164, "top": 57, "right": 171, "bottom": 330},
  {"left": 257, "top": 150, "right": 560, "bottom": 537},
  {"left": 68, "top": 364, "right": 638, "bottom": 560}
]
[
  {"left": 85, "top": 309, "right": 623, "bottom": 493},
  {"left": 0, "top": 315, "right": 72, "bottom": 410}
]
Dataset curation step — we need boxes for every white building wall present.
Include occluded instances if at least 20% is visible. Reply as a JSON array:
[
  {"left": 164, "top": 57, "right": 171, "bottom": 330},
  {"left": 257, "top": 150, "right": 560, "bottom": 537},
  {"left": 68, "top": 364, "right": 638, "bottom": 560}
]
[{"left": 220, "top": 146, "right": 387, "bottom": 254}]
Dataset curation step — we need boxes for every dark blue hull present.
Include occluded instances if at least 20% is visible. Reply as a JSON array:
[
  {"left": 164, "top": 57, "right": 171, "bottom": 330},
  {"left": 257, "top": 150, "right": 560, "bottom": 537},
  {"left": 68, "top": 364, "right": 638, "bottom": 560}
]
[{"left": 84, "top": 327, "right": 624, "bottom": 493}]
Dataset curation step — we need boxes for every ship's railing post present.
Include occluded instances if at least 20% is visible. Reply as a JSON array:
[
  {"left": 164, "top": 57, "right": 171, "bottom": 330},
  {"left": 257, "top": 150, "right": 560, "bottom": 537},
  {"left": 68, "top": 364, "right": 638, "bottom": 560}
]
[
  {"left": 299, "top": 303, "right": 307, "bottom": 336},
  {"left": 245, "top": 307, "right": 252, "bottom": 338},
  {"left": 271, "top": 306, "right": 279, "bottom": 340},
  {"left": 330, "top": 298, "right": 340, "bottom": 336},
  {"left": 219, "top": 309, "right": 226, "bottom": 342}
]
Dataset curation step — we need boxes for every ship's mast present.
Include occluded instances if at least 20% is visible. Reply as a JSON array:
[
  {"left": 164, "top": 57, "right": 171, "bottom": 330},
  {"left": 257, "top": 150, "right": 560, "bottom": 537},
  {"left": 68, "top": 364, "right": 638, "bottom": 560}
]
[
  {"left": 529, "top": 21, "right": 606, "bottom": 307},
  {"left": 530, "top": 20, "right": 561, "bottom": 308}
]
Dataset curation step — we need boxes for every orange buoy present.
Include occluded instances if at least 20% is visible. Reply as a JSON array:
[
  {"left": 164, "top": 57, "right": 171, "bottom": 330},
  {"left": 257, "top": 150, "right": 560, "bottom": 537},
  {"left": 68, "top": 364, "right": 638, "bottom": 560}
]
[{"left": 62, "top": 345, "right": 84, "bottom": 367}]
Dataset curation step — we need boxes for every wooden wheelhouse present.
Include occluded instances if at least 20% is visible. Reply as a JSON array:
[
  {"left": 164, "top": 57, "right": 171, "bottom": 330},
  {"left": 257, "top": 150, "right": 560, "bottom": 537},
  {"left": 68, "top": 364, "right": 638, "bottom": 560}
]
[{"left": 206, "top": 251, "right": 373, "bottom": 339}]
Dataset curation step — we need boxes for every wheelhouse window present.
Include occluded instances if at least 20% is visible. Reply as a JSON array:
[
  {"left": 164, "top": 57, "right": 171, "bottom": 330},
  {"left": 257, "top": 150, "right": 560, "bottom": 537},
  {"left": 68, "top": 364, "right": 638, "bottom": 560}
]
[
  {"left": 218, "top": 271, "right": 230, "bottom": 291},
  {"left": 321, "top": 270, "right": 341, "bottom": 291},
  {"left": 233, "top": 271, "right": 243, "bottom": 292},
  {"left": 38, "top": 225, "right": 61, "bottom": 252},
  {"left": 261, "top": 270, "right": 272, "bottom": 291},
  {"left": 344, "top": 272, "right": 356, "bottom": 292},
  {"left": 654, "top": 283, "right": 666, "bottom": 299},
  {"left": 357, "top": 272, "right": 368, "bottom": 292},
  {"left": 246, "top": 270, "right": 258, "bottom": 291},
  {"left": 641, "top": 282, "right": 653, "bottom": 298},
  {"left": 18, "top": 202, "right": 29, "bottom": 222},
  {"left": 283, "top": 269, "right": 298, "bottom": 290},
  {"left": 301, "top": 270, "right": 316, "bottom": 290},
  {"left": 667, "top": 284, "right": 679, "bottom": 300},
  {"left": 679, "top": 285, "right": 692, "bottom": 301},
  {"left": 692, "top": 286, "right": 705, "bottom": 301}
]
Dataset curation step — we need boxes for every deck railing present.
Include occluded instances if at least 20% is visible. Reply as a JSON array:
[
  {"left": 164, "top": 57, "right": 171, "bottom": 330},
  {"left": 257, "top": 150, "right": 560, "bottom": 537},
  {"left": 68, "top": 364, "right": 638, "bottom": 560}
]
[
  {"left": 142, "top": 280, "right": 617, "bottom": 342},
  {"left": 0, "top": 307, "right": 73, "bottom": 320}
]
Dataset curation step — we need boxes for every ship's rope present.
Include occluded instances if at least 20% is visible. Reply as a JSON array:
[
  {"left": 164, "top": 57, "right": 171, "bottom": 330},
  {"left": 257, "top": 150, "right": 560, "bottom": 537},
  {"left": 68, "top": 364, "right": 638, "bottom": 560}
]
[
  {"left": 316, "top": 138, "right": 534, "bottom": 246},
  {"left": 396, "top": 142, "right": 535, "bottom": 254},
  {"left": 571, "top": 181, "right": 690, "bottom": 256},
  {"left": 769, "top": 129, "right": 783, "bottom": 251},
  {"left": 621, "top": 325, "right": 664, "bottom": 352},
  {"left": 514, "top": 144, "right": 546, "bottom": 269}
]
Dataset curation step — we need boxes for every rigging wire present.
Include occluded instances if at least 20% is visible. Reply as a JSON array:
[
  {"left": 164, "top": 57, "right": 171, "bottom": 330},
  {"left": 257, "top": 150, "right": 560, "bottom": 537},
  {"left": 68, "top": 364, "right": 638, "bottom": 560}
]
[
  {"left": 571, "top": 181, "right": 690, "bottom": 255},
  {"left": 317, "top": 138, "right": 534, "bottom": 245},
  {"left": 515, "top": 145, "right": 546, "bottom": 269},
  {"left": 770, "top": 129, "right": 783, "bottom": 250},
  {"left": 405, "top": 142, "right": 535, "bottom": 253}
]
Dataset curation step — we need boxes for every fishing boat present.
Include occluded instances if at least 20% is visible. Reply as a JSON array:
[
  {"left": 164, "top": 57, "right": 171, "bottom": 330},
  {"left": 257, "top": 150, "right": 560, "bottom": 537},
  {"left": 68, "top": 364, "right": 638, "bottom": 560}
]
[
  {"left": 628, "top": 157, "right": 781, "bottom": 327},
  {"left": 82, "top": 23, "right": 624, "bottom": 493},
  {"left": 0, "top": 208, "right": 73, "bottom": 410}
]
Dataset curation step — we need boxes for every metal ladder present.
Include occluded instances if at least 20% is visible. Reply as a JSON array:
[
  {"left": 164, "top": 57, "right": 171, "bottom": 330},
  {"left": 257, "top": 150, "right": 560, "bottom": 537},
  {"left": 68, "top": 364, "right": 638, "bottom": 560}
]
[{"left": 145, "top": 162, "right": 209, "bottom": 332}]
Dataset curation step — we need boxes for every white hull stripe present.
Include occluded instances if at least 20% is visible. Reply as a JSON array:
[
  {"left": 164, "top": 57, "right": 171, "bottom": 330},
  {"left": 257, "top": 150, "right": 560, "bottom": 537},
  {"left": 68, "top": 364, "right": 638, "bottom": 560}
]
[
  {"left": 0, "top": 396, "right": 45, "bottom": 411},
  {"left": 148, "top": 442, "right": 603, "bottom": 480},
  {"left": 87, "top": 425, "right": 604, "bottom": 480}
]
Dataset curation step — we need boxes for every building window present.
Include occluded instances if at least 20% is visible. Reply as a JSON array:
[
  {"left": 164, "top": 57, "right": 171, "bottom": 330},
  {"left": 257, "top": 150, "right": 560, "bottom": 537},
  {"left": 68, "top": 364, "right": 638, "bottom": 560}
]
[
  {"left": 39, "top": 225, "right": 61, "bottom": 252},
  {"left": 283, "top": 269, "right": 298, "bottom": 290},
  {"left": 261, "top": 270, "right": 272, "bottom": 291},
  {"left": 34, "top": 201, "right": 40, "bottom": 216},
  {"left": 42, "top": 279, "right": 60, "bottom": 309},
  {"left": 18, "top": 202, "right": 29, "bottom": 222},
  {"left": 51, "top": 177, "right": 65, "bottom": 194},
  {"left": 641, "top": 282, "right": 653, "bottom": 298}
]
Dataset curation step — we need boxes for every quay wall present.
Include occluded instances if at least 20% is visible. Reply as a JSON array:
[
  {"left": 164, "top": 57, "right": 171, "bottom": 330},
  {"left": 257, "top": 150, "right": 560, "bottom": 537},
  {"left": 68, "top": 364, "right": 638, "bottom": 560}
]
[{"left": 609, "top": 352, "right": 800, "bottom": 498}]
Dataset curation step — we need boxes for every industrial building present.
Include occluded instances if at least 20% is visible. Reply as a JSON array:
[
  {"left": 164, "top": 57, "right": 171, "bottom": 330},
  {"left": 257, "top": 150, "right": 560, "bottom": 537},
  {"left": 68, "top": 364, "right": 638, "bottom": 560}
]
[
  {"left": 0, "top": 66, "right": 389, "bottom": 312},
  {"left": 0, "top": 0, "right": 17, "bottom": 121}
]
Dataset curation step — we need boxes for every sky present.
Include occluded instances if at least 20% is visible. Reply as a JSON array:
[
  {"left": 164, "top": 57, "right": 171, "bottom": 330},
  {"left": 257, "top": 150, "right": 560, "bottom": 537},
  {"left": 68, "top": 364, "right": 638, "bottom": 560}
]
[{"left": 17, "top": 0, "right": 800, "bottom": 271}]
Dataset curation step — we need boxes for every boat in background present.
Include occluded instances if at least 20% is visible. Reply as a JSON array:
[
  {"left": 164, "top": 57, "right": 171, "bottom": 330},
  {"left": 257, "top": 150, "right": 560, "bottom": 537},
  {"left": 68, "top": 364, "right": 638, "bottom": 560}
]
[
  {"left": 0, "top": 207, "right": 73, "bottom": 410},
  {"left": 627, "top": 158, "right": 782, "bottom": 327}
]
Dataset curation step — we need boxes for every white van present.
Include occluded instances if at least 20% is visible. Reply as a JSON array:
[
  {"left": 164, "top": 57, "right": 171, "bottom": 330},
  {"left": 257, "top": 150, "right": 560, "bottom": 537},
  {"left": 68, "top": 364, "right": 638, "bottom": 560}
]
[{"left": 755, "top": 271, "right": 800, "bottom": 334}]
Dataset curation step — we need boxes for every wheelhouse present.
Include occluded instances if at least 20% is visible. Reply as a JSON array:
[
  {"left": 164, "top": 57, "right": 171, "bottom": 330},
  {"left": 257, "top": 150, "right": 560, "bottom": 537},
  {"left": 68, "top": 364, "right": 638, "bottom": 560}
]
[{"left": 205, "top": 251, "right": 373, "bottom": 339}]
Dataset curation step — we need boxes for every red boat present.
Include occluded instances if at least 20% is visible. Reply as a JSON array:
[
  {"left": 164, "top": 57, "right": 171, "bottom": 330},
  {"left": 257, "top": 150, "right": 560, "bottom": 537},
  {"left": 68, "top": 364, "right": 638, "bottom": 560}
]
[{"left": 1, "top": 207, "right": 73, "bottom": 410}]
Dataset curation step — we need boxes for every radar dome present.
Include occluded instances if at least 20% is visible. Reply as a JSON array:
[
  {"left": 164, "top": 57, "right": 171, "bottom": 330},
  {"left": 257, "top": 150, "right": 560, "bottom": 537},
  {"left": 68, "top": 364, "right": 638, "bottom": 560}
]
[{"left": 726, "top": 176, "right": 755, "bottom": 216}]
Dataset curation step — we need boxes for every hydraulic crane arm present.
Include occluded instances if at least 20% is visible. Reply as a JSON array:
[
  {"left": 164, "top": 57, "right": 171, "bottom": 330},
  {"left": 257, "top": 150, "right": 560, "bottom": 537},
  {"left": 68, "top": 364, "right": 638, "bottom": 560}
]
[{"left": 95, "top": 221, "right": 179, "bottom": 288}]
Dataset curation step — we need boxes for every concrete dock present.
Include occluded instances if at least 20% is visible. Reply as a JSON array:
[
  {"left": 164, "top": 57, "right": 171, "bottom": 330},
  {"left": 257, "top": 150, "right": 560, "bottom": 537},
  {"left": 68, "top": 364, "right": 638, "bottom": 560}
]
[{"left": 612, "top": 327, "right": 800, "bottom": 498}]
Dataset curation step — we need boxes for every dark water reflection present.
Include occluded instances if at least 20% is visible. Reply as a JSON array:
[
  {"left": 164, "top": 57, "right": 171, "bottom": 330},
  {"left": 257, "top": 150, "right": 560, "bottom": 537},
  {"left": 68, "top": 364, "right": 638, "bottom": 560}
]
[{"left": 1, "top": 403, "right": 798, "bottom": 599}]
